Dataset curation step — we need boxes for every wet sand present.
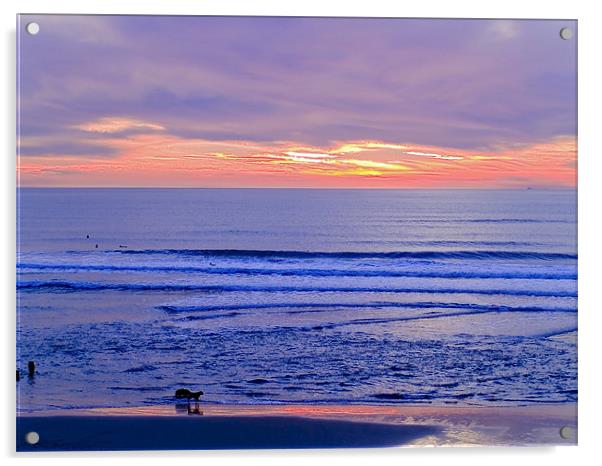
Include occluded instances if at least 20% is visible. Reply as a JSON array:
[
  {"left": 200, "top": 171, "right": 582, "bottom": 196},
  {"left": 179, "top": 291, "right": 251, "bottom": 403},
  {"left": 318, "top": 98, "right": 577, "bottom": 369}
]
[{"left": 16, "top": 403, "right": 577, "bottom": 451}]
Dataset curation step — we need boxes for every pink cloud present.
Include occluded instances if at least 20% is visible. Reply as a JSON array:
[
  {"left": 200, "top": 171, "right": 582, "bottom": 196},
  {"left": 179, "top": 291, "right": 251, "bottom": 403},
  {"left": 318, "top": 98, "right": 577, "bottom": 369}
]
[{"left": 18, "top": 128, "right": 576, "bottom": 188}]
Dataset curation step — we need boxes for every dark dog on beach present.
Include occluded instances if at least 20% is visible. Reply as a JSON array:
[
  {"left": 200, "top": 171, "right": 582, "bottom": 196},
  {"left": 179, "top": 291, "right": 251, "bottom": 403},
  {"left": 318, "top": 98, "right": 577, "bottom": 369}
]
[{"left": 175, "top": 388, "right": 204, "bottom": 401}]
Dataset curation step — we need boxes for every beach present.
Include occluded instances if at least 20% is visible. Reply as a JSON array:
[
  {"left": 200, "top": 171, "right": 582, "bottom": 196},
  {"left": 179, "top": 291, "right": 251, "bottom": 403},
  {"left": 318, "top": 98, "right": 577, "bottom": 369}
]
[
  {"left": 16, "top": 403, "right": 577, "bottom": 451},
  {"left": 16, "top": 189, "right": 578, "bottom": 450},
  {"left": 15, "top": 14, "right": 579, "bottom": 455}
]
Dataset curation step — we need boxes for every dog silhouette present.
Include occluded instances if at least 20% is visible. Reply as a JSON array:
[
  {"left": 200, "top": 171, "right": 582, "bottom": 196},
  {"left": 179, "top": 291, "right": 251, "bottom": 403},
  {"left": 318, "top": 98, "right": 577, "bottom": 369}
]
[{"left": 175, "top": 388, "right": 204, "bottom": 401}]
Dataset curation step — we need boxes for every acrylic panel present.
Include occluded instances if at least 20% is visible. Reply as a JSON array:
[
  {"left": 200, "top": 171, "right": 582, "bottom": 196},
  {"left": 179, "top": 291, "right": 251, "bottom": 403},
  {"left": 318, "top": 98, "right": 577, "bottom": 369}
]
[{"left": 16, "top": 15, "right": 577, "bottom": 451}]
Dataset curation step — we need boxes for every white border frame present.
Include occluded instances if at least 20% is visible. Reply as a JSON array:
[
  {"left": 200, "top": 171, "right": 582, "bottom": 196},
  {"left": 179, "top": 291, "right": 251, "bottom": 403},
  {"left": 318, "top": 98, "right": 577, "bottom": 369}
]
[{"left": 2, "top": 1, "right": 600, "bottom": 465}]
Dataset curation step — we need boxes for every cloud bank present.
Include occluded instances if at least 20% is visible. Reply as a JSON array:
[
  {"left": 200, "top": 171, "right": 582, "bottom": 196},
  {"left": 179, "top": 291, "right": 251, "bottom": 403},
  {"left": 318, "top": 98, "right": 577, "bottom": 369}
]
[{"left": 17, "top": 16, "right": 577, "bottom": 188}]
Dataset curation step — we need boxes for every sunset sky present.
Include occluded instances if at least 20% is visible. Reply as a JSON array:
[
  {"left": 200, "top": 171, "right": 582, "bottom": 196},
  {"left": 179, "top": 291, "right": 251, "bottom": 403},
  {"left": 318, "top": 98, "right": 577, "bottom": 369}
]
[{"left": 17, "top": 16, "right": 577, "bottom": 188}]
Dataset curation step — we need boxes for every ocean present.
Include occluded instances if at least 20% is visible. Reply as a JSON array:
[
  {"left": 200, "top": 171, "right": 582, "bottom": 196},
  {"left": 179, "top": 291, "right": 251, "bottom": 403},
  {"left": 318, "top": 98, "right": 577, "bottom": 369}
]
[{"left": 16, "top": 188, "right": 577, "bottom": 412}]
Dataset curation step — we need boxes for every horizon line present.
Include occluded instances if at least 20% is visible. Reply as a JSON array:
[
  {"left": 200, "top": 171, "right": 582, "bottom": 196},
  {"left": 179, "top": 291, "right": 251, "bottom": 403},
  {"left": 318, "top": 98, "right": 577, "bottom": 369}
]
[{"left": 16, "top": 186, "right": 577, "bottom": 190}]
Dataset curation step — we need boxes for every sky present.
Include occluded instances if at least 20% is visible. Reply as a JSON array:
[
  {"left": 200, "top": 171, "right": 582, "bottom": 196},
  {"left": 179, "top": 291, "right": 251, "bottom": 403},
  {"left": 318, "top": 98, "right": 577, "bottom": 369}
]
[{"left": 17, "top": 16, "right": 577, "bottom": 188}]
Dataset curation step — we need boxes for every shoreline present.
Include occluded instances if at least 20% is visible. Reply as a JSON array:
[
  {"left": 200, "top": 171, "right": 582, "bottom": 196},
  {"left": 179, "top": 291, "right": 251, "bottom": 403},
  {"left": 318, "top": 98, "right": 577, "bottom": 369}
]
[{"left": 16, "top": 403, "right": 577, "bottom": 451}]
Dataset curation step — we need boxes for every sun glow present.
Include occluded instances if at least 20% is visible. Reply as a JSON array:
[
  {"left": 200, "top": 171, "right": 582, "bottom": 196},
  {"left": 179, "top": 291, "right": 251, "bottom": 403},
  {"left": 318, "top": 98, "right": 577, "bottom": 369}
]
[{"left": 18, "top": 117, "right": 576, "bottom": 188}]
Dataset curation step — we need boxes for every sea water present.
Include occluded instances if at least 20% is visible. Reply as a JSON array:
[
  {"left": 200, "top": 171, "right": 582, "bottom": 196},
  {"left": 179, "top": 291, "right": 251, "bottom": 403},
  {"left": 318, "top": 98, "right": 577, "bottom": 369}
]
[{"left": 16, "top": 188, "right": 577, "bottom": 411}]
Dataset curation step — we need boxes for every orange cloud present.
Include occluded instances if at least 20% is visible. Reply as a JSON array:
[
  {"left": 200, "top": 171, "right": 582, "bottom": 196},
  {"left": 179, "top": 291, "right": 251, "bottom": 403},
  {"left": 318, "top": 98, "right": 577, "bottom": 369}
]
[
  {"left": 73, "top": 117, "right": 166, "bottom": 134},
  {"left": 17, "top": 125, "right": 576, "bottom": 188}
]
